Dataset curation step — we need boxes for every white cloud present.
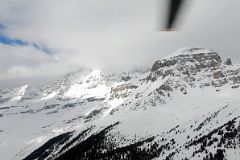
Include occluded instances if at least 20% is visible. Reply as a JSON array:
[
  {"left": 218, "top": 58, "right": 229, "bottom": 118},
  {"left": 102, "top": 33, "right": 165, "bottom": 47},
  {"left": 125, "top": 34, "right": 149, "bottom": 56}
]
[{"left": 0, "top": 0, "right": 240, "bottom": 88}]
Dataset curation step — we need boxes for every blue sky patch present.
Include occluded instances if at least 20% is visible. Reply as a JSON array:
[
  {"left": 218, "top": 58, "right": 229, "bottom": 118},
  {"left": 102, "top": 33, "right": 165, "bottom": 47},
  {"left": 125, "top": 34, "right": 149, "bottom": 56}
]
[
  {"left": 0, "top": 22, "right": 52, "bottom": 54},
  {"left": 0, "top": 34, "right": 52, "bottom": 54},
  {"left": 0, "top": 34, "right": 28, "bottom": 46},
  {"left": 32, "top": 43, "right": 52, "bottom": 54}
]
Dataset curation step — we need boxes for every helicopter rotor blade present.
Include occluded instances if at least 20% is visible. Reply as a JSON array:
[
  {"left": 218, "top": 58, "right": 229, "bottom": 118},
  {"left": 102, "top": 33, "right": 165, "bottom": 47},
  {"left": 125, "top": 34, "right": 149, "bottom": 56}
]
[{"left": 166, "top": 0, "right": 185, "bottom": 30}]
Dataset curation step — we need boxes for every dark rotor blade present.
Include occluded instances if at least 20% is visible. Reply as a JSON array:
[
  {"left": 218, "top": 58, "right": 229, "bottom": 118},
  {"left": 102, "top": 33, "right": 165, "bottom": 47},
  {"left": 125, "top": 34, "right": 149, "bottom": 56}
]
[{"left": 166, "top": 0, "right": 184, "bottom": 30}]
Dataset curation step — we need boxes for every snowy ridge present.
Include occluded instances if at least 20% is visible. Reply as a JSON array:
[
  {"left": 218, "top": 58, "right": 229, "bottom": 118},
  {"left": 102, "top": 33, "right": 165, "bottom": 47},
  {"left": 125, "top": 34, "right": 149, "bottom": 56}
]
[
  {"left": 163, "top": 47, "right": 214, "bottom": 59},
  {"left": 0, "top": 48, "right": 240, "bottom": 160}
]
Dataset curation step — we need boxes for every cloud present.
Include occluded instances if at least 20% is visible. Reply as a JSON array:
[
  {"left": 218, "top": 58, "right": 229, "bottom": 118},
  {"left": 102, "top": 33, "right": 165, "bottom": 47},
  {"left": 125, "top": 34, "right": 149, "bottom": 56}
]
[
  {"left": 0, "top": 0, "right": 240, "bottom": 88},
  {"left": 0, "top": 44, "right": 57, "bottom": 87}
]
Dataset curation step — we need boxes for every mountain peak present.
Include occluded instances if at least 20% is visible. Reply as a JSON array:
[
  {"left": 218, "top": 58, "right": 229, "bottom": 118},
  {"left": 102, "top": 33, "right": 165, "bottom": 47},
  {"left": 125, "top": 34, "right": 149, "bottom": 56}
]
[
  {"left": 63, "top": 69, "right": 109, "bottom": 99},
  {"left": 9, "top": 84, "right": 40, "bottom": 101},
  {"left": 151, "top": 48, "right": 221, "bottom": 73},
  {"left": 169, "top": 47, "right": 214, "bottom": 57}
]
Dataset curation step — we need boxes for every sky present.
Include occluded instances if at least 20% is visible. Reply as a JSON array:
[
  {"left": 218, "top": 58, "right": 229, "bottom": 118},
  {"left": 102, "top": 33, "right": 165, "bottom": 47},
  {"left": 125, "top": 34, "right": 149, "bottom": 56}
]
[{"left": 0, "top": 0, "right": 240, "bottom": 88}]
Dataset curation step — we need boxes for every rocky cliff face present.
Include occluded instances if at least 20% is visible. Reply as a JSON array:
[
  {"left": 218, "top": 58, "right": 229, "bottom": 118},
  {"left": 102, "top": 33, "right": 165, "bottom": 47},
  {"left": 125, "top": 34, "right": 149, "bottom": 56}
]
[
  {"left": 150, "top": 48, "right": 221, "bottom": 80},
  {"left": 1, "top": 48, "right": 240, "bottom": 160}
]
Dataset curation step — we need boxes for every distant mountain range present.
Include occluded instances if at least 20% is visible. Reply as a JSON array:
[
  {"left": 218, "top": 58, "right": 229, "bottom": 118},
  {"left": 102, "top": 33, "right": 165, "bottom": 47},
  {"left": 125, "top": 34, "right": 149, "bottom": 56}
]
[{"left": 0, "top": 48, "right": 240, "bottom": 160}]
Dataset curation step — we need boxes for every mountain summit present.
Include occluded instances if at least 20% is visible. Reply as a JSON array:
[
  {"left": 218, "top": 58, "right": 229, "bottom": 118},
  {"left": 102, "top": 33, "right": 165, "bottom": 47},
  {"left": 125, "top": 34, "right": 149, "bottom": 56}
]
[{"left": 0, "top": 48, "right": 240, "bottom": 160}]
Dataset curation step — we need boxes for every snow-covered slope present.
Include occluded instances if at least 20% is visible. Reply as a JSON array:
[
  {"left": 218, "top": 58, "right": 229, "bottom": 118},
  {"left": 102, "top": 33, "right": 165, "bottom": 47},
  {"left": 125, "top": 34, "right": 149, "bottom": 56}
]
[{"left": 0, "top": 47, "right": 240, "bottom": 160}]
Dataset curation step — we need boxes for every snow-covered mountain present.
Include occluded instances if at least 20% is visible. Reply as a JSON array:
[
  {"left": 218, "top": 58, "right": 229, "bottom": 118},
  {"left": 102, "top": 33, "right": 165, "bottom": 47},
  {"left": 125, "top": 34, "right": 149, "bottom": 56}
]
[{"left": 0, "top": 48, "right": 240, "bottom": 160}]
